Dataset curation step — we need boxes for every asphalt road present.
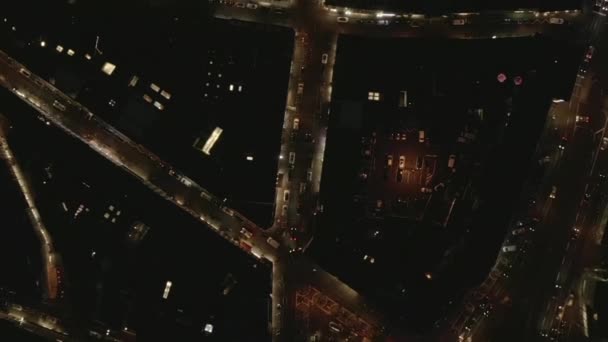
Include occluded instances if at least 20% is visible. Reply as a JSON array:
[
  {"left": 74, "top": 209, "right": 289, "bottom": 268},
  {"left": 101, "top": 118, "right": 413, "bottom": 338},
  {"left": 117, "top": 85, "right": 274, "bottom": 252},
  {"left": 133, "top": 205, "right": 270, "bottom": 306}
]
[
  {"left": 0, "top": 120, "right": 59, "bottom": 302},
  {"left": 268, "top": 14, "right": 336, "bottom": 253},
  {"left": 211, "top": 0, "right": 585, "bottom": 40}
]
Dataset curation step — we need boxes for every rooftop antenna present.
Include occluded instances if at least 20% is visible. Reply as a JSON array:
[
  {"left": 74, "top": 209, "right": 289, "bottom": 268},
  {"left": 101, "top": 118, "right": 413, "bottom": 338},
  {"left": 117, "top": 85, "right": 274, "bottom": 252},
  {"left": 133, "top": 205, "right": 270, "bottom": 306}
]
[{"left": 94, "top": 36, "right": 103, "bottom": 55}]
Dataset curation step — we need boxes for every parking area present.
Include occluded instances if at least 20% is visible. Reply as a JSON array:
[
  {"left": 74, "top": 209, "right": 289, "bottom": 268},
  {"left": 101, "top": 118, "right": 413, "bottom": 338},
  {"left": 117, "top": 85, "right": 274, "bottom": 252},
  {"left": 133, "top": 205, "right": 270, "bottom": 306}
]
[{"left": 294, "top": 286, "right": 378, "bottom": 342}]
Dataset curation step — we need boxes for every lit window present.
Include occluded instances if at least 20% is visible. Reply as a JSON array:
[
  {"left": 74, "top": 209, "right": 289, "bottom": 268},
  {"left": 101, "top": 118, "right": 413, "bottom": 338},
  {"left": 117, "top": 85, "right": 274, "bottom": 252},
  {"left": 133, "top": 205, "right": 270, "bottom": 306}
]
[
  {"left": 40, "top": 41, "right": 46, "bottom": 47},
  {"left": 67, "top": 49, "right": 75, "bottom": 56},
  {"left": 101, "top": 62, "right": 116, "bottom": 76},
  {"left": 84, "top": 53, "right": 92, "bottom": 60},
  {"left": 229, "top": 84, "right": 234, "bottom": 91},
  {"left": 160, "top": 90, "right": 171, "bottom": 100},
  {"left": 368, "top": 91, "right": 380, "bottom": 101},
  {"left": 153, "top": 101, "right": 164, "bottom": 111},
  {"left": 150, "top": 83, "right": 161, "bottom": 92},
  {"left": 56, "top": 45, "right": 64, "bottom": 53},
  {"left": 238, "top": 85, "right": 243, "bottom": 92},
  {"left": 128, "top": 75, "right": 139, "bottom": 87},
  {"left": 143, "top": 94, "right": 153, "bottom": 103},
  {"left": 162, "top": 281, "right": 172, "bottom": 299}
]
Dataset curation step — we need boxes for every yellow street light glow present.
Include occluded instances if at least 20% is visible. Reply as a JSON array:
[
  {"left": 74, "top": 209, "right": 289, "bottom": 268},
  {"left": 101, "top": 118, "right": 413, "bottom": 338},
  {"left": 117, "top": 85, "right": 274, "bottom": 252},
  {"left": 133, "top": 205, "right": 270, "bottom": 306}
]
[{"left": 202, "top": 127, "right": 223, "bottom": 155}]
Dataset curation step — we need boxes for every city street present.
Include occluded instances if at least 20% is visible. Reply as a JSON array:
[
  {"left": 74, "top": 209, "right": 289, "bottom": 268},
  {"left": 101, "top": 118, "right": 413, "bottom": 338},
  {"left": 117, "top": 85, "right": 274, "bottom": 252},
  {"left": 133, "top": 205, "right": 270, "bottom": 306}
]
[
  {"left": 0, "top": 0, "right": 603, "bottom": 340},
  {"left": 0, "top": 49, "right": 384, "bottom": 341},
  {"left": 0, "top": 115, "right": 60, "bottom": 302},
  {"left": 211, "top": 1, "right": 584, "bottom": 40}
]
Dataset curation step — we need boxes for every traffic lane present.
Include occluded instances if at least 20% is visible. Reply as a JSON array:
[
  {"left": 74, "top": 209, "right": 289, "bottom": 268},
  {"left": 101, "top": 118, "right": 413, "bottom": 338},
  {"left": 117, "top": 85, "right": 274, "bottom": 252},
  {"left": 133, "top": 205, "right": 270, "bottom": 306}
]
[
  {"left": 331, "top": 19, "right": 580, "bottom": 39},
  {"left": 522, "top": 128, "right": 594, "bottom": 340},
  {"left": 275, "top": 33, "right": 332, "bottom": 237},
  {"left": 211, "top": 4, "right": 293, "bottom": 27},
  {"left": 488, "top": 125, "right": 593, "bottom": 341},
  {"left": 470, "top": 71, "right": 592, "bottom": 339}
]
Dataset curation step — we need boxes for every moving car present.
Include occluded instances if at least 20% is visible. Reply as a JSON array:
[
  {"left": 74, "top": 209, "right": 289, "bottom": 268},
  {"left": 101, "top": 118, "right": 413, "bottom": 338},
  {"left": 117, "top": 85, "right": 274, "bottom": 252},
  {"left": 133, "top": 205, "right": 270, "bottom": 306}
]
[
  {"left": 240, "top": 227, "right": 253, "bottom": 239},
  {"left": 293, "top": 118, "right": 300, "bottom": 130},
  {"left": 549, "top": 186, "right": 557, "bottom": 199},
  {"left": 549, "top": 17, "right": 565, "bottom": 24},
  {"left": 452, "top": 19, "right": 466, "bottom": 25},
  {"left": 53, "top": 100, "right": 67, "bottom": 111},
  {"left": 558, "top": 137, "right": 568, "bottom": 150},
  {"left": 19, "top": 68, "right": 31, "bottom": 77},
  {"left": 337, "top": 16, "right": 349, "bottom": 23},
  {"left": 267, "top": 237, "right": 280, "bottom": 249}
]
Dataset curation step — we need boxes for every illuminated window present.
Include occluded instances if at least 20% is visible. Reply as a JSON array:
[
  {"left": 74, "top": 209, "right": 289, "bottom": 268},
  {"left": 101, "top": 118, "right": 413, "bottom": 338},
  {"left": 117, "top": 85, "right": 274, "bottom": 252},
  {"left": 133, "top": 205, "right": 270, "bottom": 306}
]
[
  {"left": 160, "top": 90, "right": 171, "bottom": 100},
  {"left": 128, "top": 75, "right": 139, "bottom": 87},
  {"left": 153, "top": 101, "right": 164, "bottom": 111},
  {"left": 101, "top": 62, "right": 116, "bottom": 76},
  {"left": 368, "top": 91, "right": 380, "bottom": 101}
]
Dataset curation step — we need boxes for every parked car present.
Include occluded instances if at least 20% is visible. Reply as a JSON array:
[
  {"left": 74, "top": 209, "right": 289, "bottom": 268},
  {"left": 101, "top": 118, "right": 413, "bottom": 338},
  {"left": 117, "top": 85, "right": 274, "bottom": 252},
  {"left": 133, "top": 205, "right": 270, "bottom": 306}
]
[{"left": 321, "top": 53, "right": 328, "bottom": 64}]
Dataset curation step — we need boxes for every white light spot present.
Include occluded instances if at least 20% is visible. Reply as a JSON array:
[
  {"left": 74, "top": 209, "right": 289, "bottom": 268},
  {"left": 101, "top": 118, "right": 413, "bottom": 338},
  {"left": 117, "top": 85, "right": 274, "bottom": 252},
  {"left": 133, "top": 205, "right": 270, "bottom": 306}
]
[
  {"left": 153, "top": 101, "right": 164, "bottom": 111},
  {"left": 101, "top": 62, "right": 116, "bottom": 76}
]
